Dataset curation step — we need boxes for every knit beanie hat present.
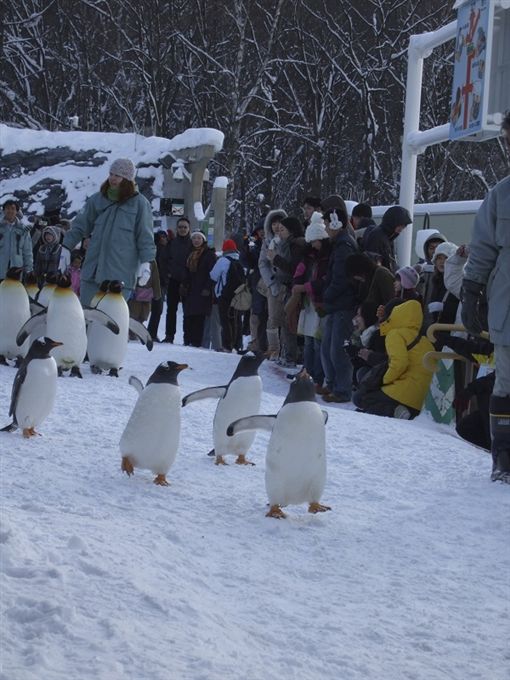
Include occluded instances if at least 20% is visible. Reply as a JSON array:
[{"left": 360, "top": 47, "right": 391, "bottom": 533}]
[
  {"left": 432, "top": 241, "right": 458, "bottom": 264},
  {"left": 222, "top": 239, "right": 238, "bottom": 253},
  {"left": 42, "top": 225, "right": 60, "bottom": 243},
  {"left": 396, "top": 265, "right": 419, "bottom": 290},
  {"left": 305, "top": 212, "right": 329, "bottom": 242},
  {"left": 280, "top": 216, "right": 303, "bottom": 237},
  {"left": 110, "top": 158, "right": 136, "bottom": 182},
  {"left": 191, "top": 230, "right": 206, "bottom": 243}
]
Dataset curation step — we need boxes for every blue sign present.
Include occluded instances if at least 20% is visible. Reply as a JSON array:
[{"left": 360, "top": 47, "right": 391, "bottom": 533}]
[{"left": 449, "top": 0, "right": 490, "bottom": 140}]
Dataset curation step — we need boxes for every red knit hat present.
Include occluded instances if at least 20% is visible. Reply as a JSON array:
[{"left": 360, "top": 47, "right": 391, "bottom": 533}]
[{"left": 222, "top": 239, "right": 238, "bottom": 253}]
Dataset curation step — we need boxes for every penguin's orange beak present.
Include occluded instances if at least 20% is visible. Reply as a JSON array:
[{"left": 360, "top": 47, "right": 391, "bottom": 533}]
[
  {"left": 49, "top": 340, "right": 64, "bottom": 348},
  {"left": 176, "top": 364, "right": 189, "bottom": 371}
]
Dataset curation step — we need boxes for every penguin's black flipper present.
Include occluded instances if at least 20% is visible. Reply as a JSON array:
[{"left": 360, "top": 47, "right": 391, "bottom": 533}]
[
  {"left": 128, "top": 376, "right": 144, "bottom": 394},
  {"left": 8, "top": 361, "right": 28, "bottom": 418},
  {"left": 83, "top": 307, "right": 120, "bottom": 335},
  {"left": 182, "top": 386, "right": 227, "bottom": 407},
  {"left": 227, "top": 415, "right": 277, "bottom": 437},
  {"left": 16, "top": 309, "right": 47, "bottom": 346},
  {"left": 321, "top": 410, "right": 329, "bottom": 425},
  {"left": 0, "top": 422, "right": 17, "bottom": 432},
  {"left": 128, "top": 319, "right": 153, "bottom": 350}
]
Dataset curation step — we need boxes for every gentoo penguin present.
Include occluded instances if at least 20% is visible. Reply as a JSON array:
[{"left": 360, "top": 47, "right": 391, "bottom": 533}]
[
  {"left": 182, "top": 353, "right": 265, "bottom": 466},
  {"left": 120, "top": 361, "right": 188, "bottom": 486},
  {"left": 16, "top": 274, "right": 119, "bottom": 378},
  {"left": 227, "top": 369, "right": 331, "bottom": 519},
  {"left": 1, "top": 337, "right": 62, "bottom": 438},
  {"left": 0, "top": 268, "right": 30, "bottom": 365},
  {"left": 88, "top": 280, "right": 153, "bottom": 377}
]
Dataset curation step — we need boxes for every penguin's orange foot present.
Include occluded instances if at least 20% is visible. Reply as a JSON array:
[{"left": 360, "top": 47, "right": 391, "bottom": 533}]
[
  {"left": 215, "top": 455, "right": 228, "bottom": 466},
  {"left": 22, "top": 427, "right": 39, "bottom": 438},
  {"left": 266, "top": 505, "right": 287, "bottom": 519},
  {"left": 235, "top": 454, "right": 255, "bottom": 466},
  {"left": 308, "top": 502, "right": 331, "bottom": 514},
  {"left": 121, "top": 456, "right": 135, "bottom": 476},
  {"left": 153, "top": 474, "right": 169, "bottom": 486}
]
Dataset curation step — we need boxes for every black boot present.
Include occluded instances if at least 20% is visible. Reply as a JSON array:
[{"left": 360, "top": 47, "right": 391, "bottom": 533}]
[{"left": 489, "top": 395, "right": 510, "bottom": 484}]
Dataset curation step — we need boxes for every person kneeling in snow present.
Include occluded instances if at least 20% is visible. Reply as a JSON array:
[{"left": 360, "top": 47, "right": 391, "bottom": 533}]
[{"left": 353, "top": 299, "right": 434, "bottom": 419}]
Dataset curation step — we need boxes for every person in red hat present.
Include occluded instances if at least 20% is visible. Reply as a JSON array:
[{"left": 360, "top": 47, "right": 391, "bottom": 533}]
[{"left": 209, "top": 239, "right": 247, "bottom": 351}]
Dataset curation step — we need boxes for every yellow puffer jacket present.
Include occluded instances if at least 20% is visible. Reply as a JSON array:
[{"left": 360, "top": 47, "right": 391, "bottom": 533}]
[{"left": 379, "top": 300, "right": 434, "bottom": 410}]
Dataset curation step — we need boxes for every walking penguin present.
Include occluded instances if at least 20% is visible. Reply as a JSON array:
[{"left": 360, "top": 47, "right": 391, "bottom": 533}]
[
  {"left": 227, "top": 369, "right": 331, "bottom": 518},
  {"left": 1, "top": 337, "right": 63, "bottom": 438},
  {"left": 120, "top": 361, "right": 189, "bottom": 486},
  {"left": 182, "top": 353, "right": 265, "bottom": 466}
]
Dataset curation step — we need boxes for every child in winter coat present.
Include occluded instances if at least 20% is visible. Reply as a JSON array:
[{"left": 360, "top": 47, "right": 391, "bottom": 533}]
[
  {"left": 353, "top": 299, "right": 434, "bottom": 419},
  {"left": 210, "top": 239, "right": 245, "bottom": 352},
  {"left": 67, "top": 251, "right": 82, "bottom": 296},
  {"left": 394, "top": 265, "right": 422, "bottom": 302},
  {"left": 34, "top": 226, "right": 62, "bottom": 287}
]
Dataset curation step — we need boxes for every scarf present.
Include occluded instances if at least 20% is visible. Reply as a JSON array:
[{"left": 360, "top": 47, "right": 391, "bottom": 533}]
[
  {"left": 107, "top": 186, "right": 120, "bottom": 202},
  {"left": 187, "top": 244, "right": 207, "bottom": 272}
]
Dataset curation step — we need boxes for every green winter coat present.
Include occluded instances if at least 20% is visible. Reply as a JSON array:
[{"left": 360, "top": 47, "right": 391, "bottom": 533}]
[
  {"left": 0, "top": 218, "right": 33, "bottom": 279},
  {"left": 63, "top": 190, "right": 155, "bottom": 290}
]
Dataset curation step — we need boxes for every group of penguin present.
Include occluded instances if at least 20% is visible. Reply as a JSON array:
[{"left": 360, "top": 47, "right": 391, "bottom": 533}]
[
  {"left": 0, "top": 268, "right": 153, "bottom": 377},
  {"left": 0, "top": 270, "right": 330, "bottom": 518},
  {"left": 120, "top": 352, "right": 331, "bottom": 519},
  {"left": 1, "top": 270, "right": 332, "bottom": 517}
]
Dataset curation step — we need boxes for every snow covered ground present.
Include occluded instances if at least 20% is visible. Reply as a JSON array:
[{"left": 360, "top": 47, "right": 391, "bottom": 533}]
[{"left": 1, "top": 318, "right": 509, "bottom": 680}]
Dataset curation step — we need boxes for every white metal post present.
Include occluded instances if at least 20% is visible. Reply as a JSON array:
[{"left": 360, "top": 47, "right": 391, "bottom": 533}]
[{"left": 396, "top": 21, "right": 457, "bottom": 266}]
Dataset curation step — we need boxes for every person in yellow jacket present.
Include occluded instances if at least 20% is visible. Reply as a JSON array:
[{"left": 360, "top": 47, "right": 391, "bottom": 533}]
[{"left": 353, "top": 299, "right": 434, "bottom": 419}]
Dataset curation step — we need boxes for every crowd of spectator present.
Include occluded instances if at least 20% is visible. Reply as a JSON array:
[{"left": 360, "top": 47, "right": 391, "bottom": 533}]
[{"left": 0, "top": 188, "right": 492, "bottom": 428}]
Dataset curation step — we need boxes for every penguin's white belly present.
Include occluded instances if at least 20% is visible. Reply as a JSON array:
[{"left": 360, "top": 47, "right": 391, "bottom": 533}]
[
  {"left": 37, "top": 286, "right": 55, "bottom": 308},
  {"left": 15, "top": 358, "right": 58, "bottom": 428},
  {"left": 120, "top": 384, "right": 181, "bottom": 474},
  {"left": 88, "top": 297, "right": 128, "bottom": 369},
  {"left": 47, "top": 298, "right": 87, "bottom": 367},
  {"left": 0, "top": 287, "right": 30, "bottom": 358},
  {"left": 265, "top": 402, "right": 326, "bottom": 507},
  {"left": 213, "top": 376, "right": 262, "bottom": 456}
]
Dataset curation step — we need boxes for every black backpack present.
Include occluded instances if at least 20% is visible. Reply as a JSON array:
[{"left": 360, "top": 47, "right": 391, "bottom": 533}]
[{"left": 222, "top": 259, "right": 246, "bottom": 303}]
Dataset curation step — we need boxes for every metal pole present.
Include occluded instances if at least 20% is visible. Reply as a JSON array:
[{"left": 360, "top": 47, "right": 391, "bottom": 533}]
[
  {"left": 396, "top": 21, "right": 457, "bottom": 266},
  {"left": 396, "top": 36, "right": 424, "bottom": 267}
]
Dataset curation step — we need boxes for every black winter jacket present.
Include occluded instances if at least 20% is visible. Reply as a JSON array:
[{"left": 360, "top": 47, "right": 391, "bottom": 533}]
[
  {"left": 323, "top": 230, "right": 359, "bottom": 313},
  {"left": 162, "top": 235, "right": 193, "bottom": 283}
]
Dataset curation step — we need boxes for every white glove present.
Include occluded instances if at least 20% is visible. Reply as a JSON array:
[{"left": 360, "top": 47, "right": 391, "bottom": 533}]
[
  {"left": 137, "top": 262, "right": 151, "bottom": 286},
  {"left": 428, "top": 301, "right": 444, "bottom": 313},
  {"left": 58, "top": 247, "right": 71, "bottom": 273}
]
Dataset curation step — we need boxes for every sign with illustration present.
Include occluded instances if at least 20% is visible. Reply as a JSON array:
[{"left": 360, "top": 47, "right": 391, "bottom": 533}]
[{"left": 450, "top": 0, "right": 490, "bottom": 140}]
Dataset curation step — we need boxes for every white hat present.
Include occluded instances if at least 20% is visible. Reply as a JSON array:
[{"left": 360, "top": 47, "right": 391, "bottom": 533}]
[
  {"left": 432, "top": 241, "right": 458, "bottom": 264},
  {"left": 110, "top": 158, "right": 136, "bottom": 182},
  {"left": 191, "top": 230, "right": 206, "bottom": 242},
  {"left": 305, "top": 212, "right": 328, "bottom": 242}
]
